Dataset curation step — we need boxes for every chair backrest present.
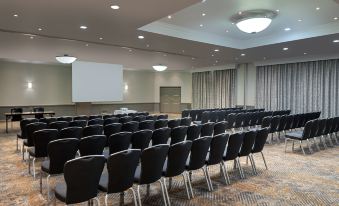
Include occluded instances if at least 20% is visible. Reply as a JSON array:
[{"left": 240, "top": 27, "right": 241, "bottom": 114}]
[
  {"left": 121, "top": 121, "right": 139, "bottom": 132},
  {"left": 20, "top": 118, "right": 39, "bottom": 139},
  {"left": 277, "top": 115, "right": 287, "bottom": 131},
  {"left": 138, "top": 144, "right": 169, "bottom": 184},
  {"left": 57, "top": 116, "right": 73, "bottom": 122},
  {"left": 73, "top": 115, "right": 89, "bottom": 121},
  {"left": 227, "top": 113, "right": 236, "bottom": 128},
  {"left": 157, "top": 114, "right": 168, "bottom": 120},
  {"left": 316, "top": 119, "right": 327, "bottom": 136},
  {"left": 207, "top": 134, "right": 229, "bottom": 165},
  {"left": 284, "top": 115, "right": 294, "bottom": 131},
  {"left": 224, "top": 133, "right": 244, "bottom": 161},
  {"left": 330, "top": 117, "right": 339, "bottom": 133},
  {"left": 49, "top": 121, "right": 69, "bottom": 131},
  {"left": 26, "top": 122, "right": 48, "bottom": 146},
  {"left": 308, "top": 120, "right": 318, "bottom": 139},
  {"left": 152, "top": 127, "right": 171, "bottom": 145},
  {"left": 242, "top": 113, "right": 251, "bottom": 127},
  {"left": 181, "top": 110, "right": 190, "bottom": 118},
  {"left": 119, "top": 116, "right": 133, "bottom": 124},
  {"left": 234, "top": 113, "right": 244, "bottom": 128},
  {"left": 270, "top": 116, "right": 280, "bottom": 133},
  {"left": 186, "top": 124, "right": 201, "bottom": 141},
  {"left": 132, "top": 115, "right": 146, "bottom": 122},
  {"left": 33, "top": 107, "right": 44, "bottom": 119},
  {"left": 187, "top": 136, "right": 212, "bottom": 170},
  {"left": 201, "top": 111, "right": 210, "bottom": 124},
  {"left": 59, "top": 127, "right": 83, "bottom": 139},
  {"left": 39, "top": 117, "right": 57, "bottom": 125},
  {"left": 89, "top": 115, "right": 102, "bottom": 120},
  {"left": 145, "top": 115, "right": 157, "bottom": 121},
  {"left": 213, "top": 121, "right": 227, "bottom": 136},
  {"left": 217, "top": 110, "right": 227, "bottom": 122},
  {"left": 190, "top": 110, "right": 198, "bottom": 121},
  {"left": 47, "top": 138, "right": 79, "bottom": 174},
  {"left": 104, "top": 117, "right": 119, "bottom": 126},
  {"left": 131, "top": 130, "right": 153, "bottom": 151},
  {"left": 180, "top": 117, "right": 192, "bottom": 126},
  {"left": 88, "top": 118, "right": 104, "bottom": 126},
  {"left": 103, "top": 114, "right": 115, "bottom": 120},
  {"left": 79, "top": 135, "right": 107, "bottom": 156},
  {"left": 324, "top": 118, "right": 334, "bottom": 134},
  {"left": 139, "top": 120, "right": 155, "bottom": 130},
  {"left": 154, "top": 119, "right": 168, "bottom": 129},
  {"left": 11, "top": 107, "right": 23, "bottom": 121},
  {"left": 292, "top": 114, "right": 301, "bottom": 129},
  {"left": 261, "top": 116, "right": 271, "bottom": 129},
  {"left": 106, "top": 149, "right": 141, "bottom": 193},
  {"left": 33, "top": 129, "right": 58, "bottom": 157},
  {"left": 168, "top": 119, "right": 181, "bottom": 129},
  {"left": 64, "top": 155, "right": 106, "bottom": 204},
  {"left": 201, "top": 122, "right": 215, "bottom": 137},
  {"left": 252, "top": 128, "right": 269, "bottom": 153},
  {"left": 104, "top": 123, "right": 122, "bottom": 138},
  {"left": 239, "top": 131, "right": 257, "bottom": 157},
  {"left": 108, "top": 132, "right": 132, "bottom": 154},
  {"left": 69, "top": 120, "right": 87, "bottom": 128},
  {"left": 164, "top": 141, "right": 192, "bottom": 177},
  {"left": 83, "top": 125, "right": 103, "bottom": 137},
  {"left": 170, "top": 126, "right": 188, "bottom": 145}
]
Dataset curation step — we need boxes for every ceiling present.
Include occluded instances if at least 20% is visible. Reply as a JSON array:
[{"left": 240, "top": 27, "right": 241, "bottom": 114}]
[{"left": 0, "top": 0, "right": 338, "bottom": 70}]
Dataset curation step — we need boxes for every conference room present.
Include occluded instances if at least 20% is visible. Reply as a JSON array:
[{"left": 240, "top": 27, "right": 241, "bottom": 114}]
[{"left": 0, "top": 0, "right": 338, "bottom": 205}]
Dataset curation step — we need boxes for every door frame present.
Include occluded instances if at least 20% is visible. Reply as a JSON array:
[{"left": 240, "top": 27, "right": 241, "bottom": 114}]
[{"left": 159, "top": 86, "right": 181, "bottom": 114}]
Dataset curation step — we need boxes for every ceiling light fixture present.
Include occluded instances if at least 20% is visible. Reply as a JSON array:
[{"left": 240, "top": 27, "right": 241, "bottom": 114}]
[
  {"left": 29, "top": 36, "right": 34, "bottom": 39},
  {"left": 334, "top": 17, "right": 338, "bottom": 20},
  {"left": 80, "top": 25, "right": 87, "bottom": 30},
  {"left": 153, "top": 64, "right": 167, "bottom": 71},
  {"left": 231, "top": 9, "right": 277, "bottom": 34},
  {"left": 38, "top": 28, "right": 42, "bottom": 31},
  {"left": 99, "top": 37, "right": 103, "bottom": 40},
  {"left": 283, "top": 47, "right": 289, "bottom": 51},
  {"left": 304, "top": 52, "right": 307, "bottom": 55},
  {"left": 200, "top": 24, "right": 203, "bottom": 27},
  {"left": 202, "top": 13, "right": 206, "bottom": 16},
  {"left": 284, "top": 27, "right": 291, "bottom": 31},
  {"left": 298, "top": 19, "right": 302, "bottom": 22},
  {"left": 138, "top": 35, "right": 144, "bottom": 39},
  {"left": 214, "top": 49, "right": 219, "bottom": 52},
  {"left": 13, "top": 14, "right": 19, "bottom": 17},
  {"left": 56, "top": 55, "right": 77, "bottom": 64},
  {"left": 316, "top": 7, "right": 320, "bottom": 10},
  {"left": 111, "top": 5, "right": 120, "bottom": 9},
  {"left": 333, "top": 40, "right": 339, "bottom": 43},
  {"left": 241, "top": 53, "right": 246, "bottom": 56},
  {"left": 168, "top": 15, "right": 172, "bottom": 19}
]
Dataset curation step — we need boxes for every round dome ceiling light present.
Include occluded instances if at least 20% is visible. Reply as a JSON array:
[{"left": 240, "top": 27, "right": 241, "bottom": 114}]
[
  {"left": 153, "top": 64, "right": 167, "bottom": 71},
  {"left": 230, "top": 9, "right": 277, "bottom": 34},
  {"left": 56, "top": 54, "right": 77, "bottom": 64}
]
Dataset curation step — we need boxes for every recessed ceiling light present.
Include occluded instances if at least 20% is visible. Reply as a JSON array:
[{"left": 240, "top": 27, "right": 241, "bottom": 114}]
[
  {"left": 298, "top": 19, "right": 302, "bottom": 22},
  {"left": 316, "top": 7, "right": 320, "bottom": 10},
  {"left": 168, "top": 15, "right": 172, "bottom": 19},
  {"left": 263, "top": 57, "right": 266, "bottom": 60},
  {"left": 138, "top": 35, "right": 144, "bottom": 39},
  {"left": 111, "top": 5, "right": 120, "bottom": 10},
  {"left": 80, "top": 25, "right": 87, "bottom": 30},
  {"left": 29, "top": 36, "right": 34, "bottom": 39},
  {"left": 304, "top": 52, "right": 307, "bottom": 55},
  {"left": 226, "top": 30, "right": 229, "bottom": 32},
  {"left": 241, "top": 53, "right": 246, "bottom": 56},
  {"left": 283, "top": 47, "right": 289, "bottom": 51},
  {"left": 202, "top": 13, "right": 206, "bottom": 16},
  {"left": 146, "top": 44, "right": 150, "bottom": 47},
  {"left": 13, "top": 14, "right": 18, "bottom": 17},
  {"left": 38, "top": 28, "right": 42, "bottom": 31},
  {"left": 215, "top": 60, "right": 218, "bottom": 63},
  {"left": 192, "top": 57, "right": 195, "bottom": 60},
  {"left": 333, "top": 40, "right": 339, "bottom": 43},
  {"left": 182, "top": 50, "right": 185, "bottom": 53},
  {"left": 163, "top": 54, "right": 167, "bottom": 57},
  {"left": 200, "top": 24, "right": 203, "bottom": 27},
  {"left": 85, "top": 44, "right": 89, "bottom": 46},
  {"left": 99, "top": 37, "right": 103, "bottom": 40},
  {"left": 334, "top": 17, "right": 338, "bottom": 20},
  {"left": 231, "top": 22, "right": 234, "bottom": 25},
  {"left": 284, "top": 27, "right": 291, "bottom": 31},
  {"left": 129, "top": 49, "right": 132, "bottom": 52},
  {"left": 276, "top": 9, "right": 280, "bottom": 12},
  {"left": 214, "top": 49, "right": 219, "bottom": 52},
  {"left": 211, "top": 54, "right": 214, "bottom": 57}
]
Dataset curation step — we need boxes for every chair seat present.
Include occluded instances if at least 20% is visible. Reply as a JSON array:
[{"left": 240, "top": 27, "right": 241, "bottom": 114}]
[
  {"left": 28, "top": 148, "right": 35, "bottom": 156},
  {"left": 41, "top": 160, "right": 50, "bottom": 173},
  {"left": 55, "top": 182, "right": 67, "bottom": 203},
  {"left": 285, "top": 131, "right": 303, "bottom": 140},
  {"left": 98, "top": 173, "right": 108, "bottom": 192}
]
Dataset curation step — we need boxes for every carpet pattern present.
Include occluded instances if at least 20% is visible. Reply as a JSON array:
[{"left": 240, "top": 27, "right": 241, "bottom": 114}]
[{"left": 0, "top": 124, "right": 338, "bottom": 206}]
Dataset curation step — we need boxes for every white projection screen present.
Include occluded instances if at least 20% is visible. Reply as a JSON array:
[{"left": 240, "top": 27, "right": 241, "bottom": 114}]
[{"left": 72, "top": 61, "right": 123, "bottom": 102}]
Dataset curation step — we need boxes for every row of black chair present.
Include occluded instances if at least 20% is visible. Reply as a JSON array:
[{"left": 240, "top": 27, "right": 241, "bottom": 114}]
[
  {"left": 182, "top": 108, "right": 246, "bottom": 121},
  {"left": 43, "top": 128, "right": 269, "bottom": 205},
  {"left": 285, "top": 117, "right": 339, "bottom": 155}
]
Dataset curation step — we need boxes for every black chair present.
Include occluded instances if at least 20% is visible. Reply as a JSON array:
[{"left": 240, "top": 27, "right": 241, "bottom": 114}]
[
  {"left": 83, "top": 125, "right": 103, "bottom": 137},
  {"left": 316, "top": 119, "right": 328, "bottom": 149},
  {"left": 181, "top": 110, "right": 190, "bottom": 118},
  {"left": 99, "top": 149, "right": 141, "bottom": 206},
  {"left": 89, "top": 115, "right": 102, "bottom": 120},
  {"left": 190, "top": 110, "right": 198, "bottom": 121},
  {"left": 284, "top": 115, "right": 294, "bottom": 132},
  {"left": 195, "top": 111, "right": 210, "bottom": 124},
  {"left": 217, "top": 110, "right": 226, "bottom": 122},
  {"left": 234, "top": 113, "right": 244, "bottom": 129},
  {"left": 133, "top": 115, "right": 146, "bottom": 122},
  {"left": 227, "top": 113, "right": 236, "bottom": 129},
  {"left": 201, "top": 122, "right": 215, "bottom": 137},
  {"left": 104, "top": 123, "right": 122, "bottom": 139},
  {"left": 146, "top": 115, "right": 157, "bottom": 121},
  {"left": 104, "top": 117, "right": 119, "bottom": 126},
  {"left": 180, "top": 117, "right": 192, "bottom": 126},
  {"left": 162, "top": 141, "right": 193, "bottom": 202},
  {"left": 186, "top": 124, "right": 201, "bottom": 141},
  {"left": 206, "top": 133, "right": 229, "bottom": 189},
  {"left": 238, "top": 131, "right": 257, "bottom": 176},
  {"left": 119, "top": 116, "right": 133, "bottom": 124},
  {"left": 108, "top": 132, "right": 132, "bottom": 155},
  {"left": 168, "top": 119, "right": 181, "bottom": 129},
  {"left": 39, "top": 117, "right": 57, "bottom": 125},
  {"left": 329, "top": 117, "right": 339, "bottom": 145},
  {"left": 157, "top": 114, "right": 168, "bottom": 120},
  {"left": 10, "top": 107, "right": 23, "bottom": 125},
  {"left": 269, "top": 116, "right": 280, "bottom": 143},
  {"left": 251, "top": 128, "right": 269, "bottom": 171},
  {"left": 292, "top": 114, "right": 300, "bottom": 130},
  {"left": 17, "top": 118, "right": 38, "bottom": 151},
  {"left": 139, "top": 120, "right": 155, "bottom": 130},
  {"left": 186, "top": 136, "right": 213, "bottom": 194},
  {"left": 69, "top": 120, "right": 87, "bottom": 128},
  {"left": 79, "top": 135, "right": 106, "bottom": 156},
  {"left": 223, "top": 133, "right": 245, "bottom": 181},
  {"left": 285, "top": 121, "right": 313, "bottom": 155},
  {"left": 121, "top": 121, "right": 139, "bottom": 132},
  {"left": 213, "top": 121, "right": 227, "bottom": 136},
  {"left": 54, "top": 155, "right": 106, "bottom": 205},
  {"left": 40, "top": 138, "right": 79, "bottom": 199},
  {"left": 152, "top": 127, "right": 171, "bottom": 145},
  {"left": 261, "top": 116, "right": 271, "bottom": 129},
  {"left": 59, "top": 127, "right": 82, "bottom": 139},
  {"left": 276, "top": 115, "right": 287, "bottom": 139},
  {"left": 103, "top": 114, "right": 115, "bottom": 120},
  {"left": 209, "top": 111, "right": 218, "bottom": 123},
  {"left": 154, "top": 119, "right": 168, "bottom": 129},
  {"left": 28, "top": 129, "right": 58, "bottom": 178},
  {"left": 131, "top": 130, "right": 153, "bottom": 151},
  {"left": 23, "top": 122, "right": 47, "bottom": 160},
  {"left": 49, "top": 121, "right": 69, "bottom": 131},
  {"left": 134, "top": 145, "right": 169, "bottom": 206},
  {"left": 88, "top": 118, "right": 104, "bottom": 126},
  {"left": 57, "top": 116, "right": 73, "bottom": 122},
  {"left": 73, "top": 115, "right": 89, "bottom": 121},
  {"left": 170, "top": 126, "right": 188, "bottom": 145},
  {"left": 33, "top": 107, "right": 44, "bottom": 119}
]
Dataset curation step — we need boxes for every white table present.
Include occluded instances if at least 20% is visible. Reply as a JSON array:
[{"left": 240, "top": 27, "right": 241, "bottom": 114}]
[{"left": 114, "top": 110, "right": 137, "bottom": 115}]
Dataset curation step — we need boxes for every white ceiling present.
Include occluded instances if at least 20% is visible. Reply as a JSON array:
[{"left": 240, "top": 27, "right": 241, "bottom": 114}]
[{"left": 0, "top": 0, "right": 338, "bottom": 70}]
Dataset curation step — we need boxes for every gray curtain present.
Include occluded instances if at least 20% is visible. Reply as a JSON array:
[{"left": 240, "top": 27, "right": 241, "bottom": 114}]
[
  {"left": 256, "top": 59, "right": 339, "bottom": 117},
  {"left": 192, "top": 69, "right": 236, "bottom": 109}
]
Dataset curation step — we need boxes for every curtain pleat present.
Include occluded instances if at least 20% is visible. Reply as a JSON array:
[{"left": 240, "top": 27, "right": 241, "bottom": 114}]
[{"left": 256, "top": 59, "right": 339, "bottom": 117}]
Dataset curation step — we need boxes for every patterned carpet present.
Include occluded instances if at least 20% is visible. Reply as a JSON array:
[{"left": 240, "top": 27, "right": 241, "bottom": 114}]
[{"left": 0, "top": 123, "right": 338, "bottom": 206}]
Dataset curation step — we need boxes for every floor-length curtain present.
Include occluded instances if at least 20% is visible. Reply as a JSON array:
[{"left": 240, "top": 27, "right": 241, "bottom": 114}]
[
  {"left": 256, "top": 59, "right": 339, "bottom": 117},
  {"left": 192, "top": 69, "right": 236, "bottom": 109}
]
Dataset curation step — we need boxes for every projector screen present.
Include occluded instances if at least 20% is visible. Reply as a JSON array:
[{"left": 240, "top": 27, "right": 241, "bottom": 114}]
[{"left": 72, "top": 61, "right": 123, "bottom": 102}]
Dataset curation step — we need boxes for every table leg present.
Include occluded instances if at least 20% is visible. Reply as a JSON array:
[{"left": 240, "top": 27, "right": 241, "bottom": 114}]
[{"left": 6, "top": 116, "right": 9, "bottom": 133}]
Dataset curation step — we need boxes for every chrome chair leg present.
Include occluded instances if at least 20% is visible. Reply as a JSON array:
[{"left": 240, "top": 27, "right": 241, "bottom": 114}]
[
  {"left": 162, "top": 178, "right": 171, "bottom": 206},
  {"left": 47, "top": 175, "right": 51, "bottom": 201},
  {"left": 248, "top": 155, "right": 256, "bottom": 175},
  {"left": 205, "top": 166, "right": 213, "bottom": 191},
  {"left": 93, "top": 197, "right": 100, "bottom": 206},
  {"left": 292, "top": 140, "right": 295, "bottom": 152},
  {"left": 158, "top": 180, "right": 168, "bottom": 206},
  {"left": 32, "top": 158, "right": 36, "bottom": 179},
  {"left": 332, "top": 133, "right": 339, "bottom": 145},
  {"left": 284, "top": 139, "right": 288, "bottom": 152},
  {"left": 299, "top": 141, "right": 306, "bottom": 155},
  {"left": 327, "top": 134, "right": 334, "bottom": 147},
  {"left": 250, "top": 154, "right": 258, "bottom": 175},
  {"left": 260, "top": 152, "right": 268, "bottom": 170},
  {"left": 185, "top": 172, "right": 194, "bottom": 198},
  {"left": 40, "top": 170, "right": 43, "bottom": 194},
  {"left": 221, "top": 161, "right": 230, "bottom": 184},
  {"left": 235, "top": 158, "right": 244, "bottom": 179},
  {"left": 306, "top": 139, "right": 313, "bottom": 154},
  {"left": 137, "top": 185, "right": 142, "bottom": 206},
  {"left": 181, "top": 173, "right": 191, "bottom": 199},
  {"left": 104, "top": 194, "right": 109, "bottom": 206},
  {"left": 313, "top": 137, "right": 321, "bottom": 151},
  {"left": 201, "top": 167, "right": 212, "bottom": 191},
  {"left": 28, "top": 154, "right": 31, "bottom": 174},
  {"left": 128, "top": 188, "right": 138, "bottom": 206}
]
